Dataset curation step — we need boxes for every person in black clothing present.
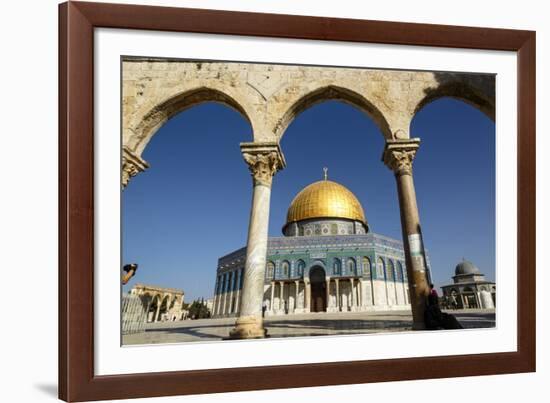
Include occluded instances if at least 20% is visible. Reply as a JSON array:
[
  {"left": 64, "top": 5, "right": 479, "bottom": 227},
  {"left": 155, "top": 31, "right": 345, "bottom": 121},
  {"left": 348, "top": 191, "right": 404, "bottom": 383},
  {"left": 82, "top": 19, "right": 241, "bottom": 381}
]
[{"left": 424, "top": 284, "right": 463, "bottom": 330}]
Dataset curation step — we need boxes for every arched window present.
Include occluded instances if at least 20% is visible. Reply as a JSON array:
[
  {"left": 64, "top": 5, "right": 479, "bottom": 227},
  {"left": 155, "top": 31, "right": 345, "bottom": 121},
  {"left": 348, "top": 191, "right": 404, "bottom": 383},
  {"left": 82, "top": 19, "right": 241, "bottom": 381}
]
[
  {"left": 362, "top": 256, "right": 372, "bottom": 280},
  {"left": 333, "top": 258, "right": 342, "bottom": 275},
  {"left": 266, "top": 261, "right": 275, "bottom": 279},
  {"left": 387, "top": 260, "right": 395, "bottom": 281},
  {"left": 377, "top": 257, "right": 385, "bottom": 279},
  {"left": 396, "top": 261, "right": 404, "bottom": 282},
  {"left": 347, "top": 258, "right": 357, "bottom": 276},
  {"left": 281, "top": 261, "right": 290, "bottom": 277},
  {"left": 296, "top": 260, "right": 306, "bottom": 277}
]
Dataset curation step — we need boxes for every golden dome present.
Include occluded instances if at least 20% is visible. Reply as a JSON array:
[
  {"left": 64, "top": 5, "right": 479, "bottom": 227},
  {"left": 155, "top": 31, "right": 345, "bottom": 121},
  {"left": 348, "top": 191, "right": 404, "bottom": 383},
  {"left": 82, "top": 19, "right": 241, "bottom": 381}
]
[{"left": 285, "top": 179, "right": 367, "bottom": 227}]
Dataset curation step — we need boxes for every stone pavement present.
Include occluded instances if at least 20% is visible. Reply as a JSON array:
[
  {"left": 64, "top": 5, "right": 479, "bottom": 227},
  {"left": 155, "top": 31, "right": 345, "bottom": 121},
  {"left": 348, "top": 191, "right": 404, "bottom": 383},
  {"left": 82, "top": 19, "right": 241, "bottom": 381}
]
[{"left": 122, "top": 309, "right": 495, "bottom": 345}]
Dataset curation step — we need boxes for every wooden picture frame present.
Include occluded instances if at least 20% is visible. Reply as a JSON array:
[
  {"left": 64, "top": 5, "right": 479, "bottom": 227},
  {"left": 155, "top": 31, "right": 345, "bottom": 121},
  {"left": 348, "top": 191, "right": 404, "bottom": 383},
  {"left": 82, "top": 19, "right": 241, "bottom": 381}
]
[{"left": 59, "top": 1, "right": 536, "bottom": 401}]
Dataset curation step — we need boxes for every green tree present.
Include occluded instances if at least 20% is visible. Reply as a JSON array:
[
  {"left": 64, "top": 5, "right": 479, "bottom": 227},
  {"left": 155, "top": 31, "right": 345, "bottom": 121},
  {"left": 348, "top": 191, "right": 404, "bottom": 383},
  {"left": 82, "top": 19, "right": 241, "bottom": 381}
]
[{"left": 188, "top": 298, "right": 210, "bottom": 319}]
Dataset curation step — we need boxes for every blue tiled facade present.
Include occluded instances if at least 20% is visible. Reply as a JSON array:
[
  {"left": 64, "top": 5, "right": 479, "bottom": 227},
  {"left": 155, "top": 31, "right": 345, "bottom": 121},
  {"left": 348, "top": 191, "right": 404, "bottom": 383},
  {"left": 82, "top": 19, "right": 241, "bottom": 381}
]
[{"left": 211, "top": 231, "right": 430, "bottom": 317}]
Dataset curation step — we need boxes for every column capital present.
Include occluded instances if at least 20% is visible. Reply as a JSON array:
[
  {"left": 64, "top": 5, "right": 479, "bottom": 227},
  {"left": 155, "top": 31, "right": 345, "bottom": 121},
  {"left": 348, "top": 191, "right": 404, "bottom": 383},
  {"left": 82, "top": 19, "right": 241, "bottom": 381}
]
[
  {"left": 241, "top": 142, "right": 286, "bottom": 187},
  {"left": 122, "top": 146, "right": 149, "bottom": 189},
  {"left": 382, "top": 138, "right": 421, "bottom": 176}
]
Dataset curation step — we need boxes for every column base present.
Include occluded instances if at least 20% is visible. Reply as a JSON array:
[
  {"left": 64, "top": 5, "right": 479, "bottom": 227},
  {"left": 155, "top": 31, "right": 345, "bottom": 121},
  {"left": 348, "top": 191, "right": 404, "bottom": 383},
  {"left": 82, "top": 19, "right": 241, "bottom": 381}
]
[{"left": 227, "top": 315, "right": 268, "bottom": 339}]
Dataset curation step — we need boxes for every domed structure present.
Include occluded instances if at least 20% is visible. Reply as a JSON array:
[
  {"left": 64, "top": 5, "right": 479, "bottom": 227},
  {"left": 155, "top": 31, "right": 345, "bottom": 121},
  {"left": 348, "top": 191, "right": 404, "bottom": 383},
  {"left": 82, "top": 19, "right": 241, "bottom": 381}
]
[
  {"left": 455, "top": 260, "right": 480, "bottom": 276},
  {"left": 213, "top": 168, "right": 416, "bottom": 319},
  {"left": 441, "top": 259, "right": 496, "bottom": 310},
  {"left": 282, "top": 171, "right": 368, "bottom": 236}
]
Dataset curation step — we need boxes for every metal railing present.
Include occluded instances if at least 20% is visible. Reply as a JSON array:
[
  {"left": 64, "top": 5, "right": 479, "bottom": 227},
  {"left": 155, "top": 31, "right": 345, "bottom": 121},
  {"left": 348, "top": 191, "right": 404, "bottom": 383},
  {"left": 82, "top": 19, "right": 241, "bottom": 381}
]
[{"left": 122, "top": 294, "right": 149, "bottom": 334}]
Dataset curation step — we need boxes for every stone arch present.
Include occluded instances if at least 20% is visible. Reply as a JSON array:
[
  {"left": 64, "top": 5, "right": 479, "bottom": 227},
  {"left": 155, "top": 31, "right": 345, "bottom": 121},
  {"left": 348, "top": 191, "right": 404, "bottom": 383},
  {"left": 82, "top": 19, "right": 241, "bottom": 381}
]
[
  {"left": 387, "top": 259, "right": 396, "bottom": 281},
  {"left": 376, "top": 256, "right": 385, "bottom": 280},
  {"left": 129, "top": 86, "right": 256, "bottom": 156},
  {"left": 296, "top": 259, "right": 306, "bottom": 277},
  {"left": 413, "top": 73, "right": 496, "bottom": 121},
  {"left": 281, "top": 260, "right": 290, "bottom": 277},
  {"left": 273, "top": 85, "right": 392, "bottom": 140},
  {"left": 396, "top": 261, "right": 404, "bottom": 282},
  {"left": 307, "top": 260, "right": 327, "bottom": 278},
  {"left": 347, "top": 257, "right": 357, "bottom": 276},
  {"left": 266, "top": 261, "right": 275, "bottom": 279},
  {"left": 332, "top": 258, "right": 342, "bottom": 276},
  {"left": 362, "top": 256, "right": 372, "bottom": 279},
  {"left": 169, "top": 295, "right": 178, "bottom": 309}
]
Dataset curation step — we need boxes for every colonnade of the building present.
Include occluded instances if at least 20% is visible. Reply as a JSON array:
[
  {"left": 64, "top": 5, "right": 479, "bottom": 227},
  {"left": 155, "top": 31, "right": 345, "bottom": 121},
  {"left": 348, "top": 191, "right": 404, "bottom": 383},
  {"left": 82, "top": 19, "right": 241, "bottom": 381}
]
[
  {"left": 447, "top": 290, "right": 495, "bottom": 310},
  {"left": 264, "top": 276, "right": 409, "bottom": 315},
  {"left": 212, "top": 268, "right": 243, "bottom": 317},
  {"left": 266, "top": 279, "right": 363, "bottom": 314},
  {"left": 144, "top": 293, "right": 184, "bottom": 323}
]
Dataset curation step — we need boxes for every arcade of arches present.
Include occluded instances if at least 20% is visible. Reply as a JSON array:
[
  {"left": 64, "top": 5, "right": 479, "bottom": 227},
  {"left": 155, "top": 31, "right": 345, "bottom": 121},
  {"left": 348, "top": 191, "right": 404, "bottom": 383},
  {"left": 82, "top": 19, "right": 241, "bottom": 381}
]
[
  {"left": 122, "top": 58, "right": 495, "bottom": 338},
  {"left": 130, "top": 284, "right": 188, "bottom": 323}
]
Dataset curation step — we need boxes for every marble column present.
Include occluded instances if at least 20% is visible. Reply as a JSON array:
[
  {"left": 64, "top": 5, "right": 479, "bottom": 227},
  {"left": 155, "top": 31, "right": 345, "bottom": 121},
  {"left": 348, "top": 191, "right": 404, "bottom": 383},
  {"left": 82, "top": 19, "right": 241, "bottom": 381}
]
[
  {"left": 356, "top": 280, "right": 362, "bottom": 308},
  {"left": 326, "top": 279, "right": 331, "bottom": 310},
  {"left": 280, "top": 281, "right": 285, "bottom": 313},
  {"left": 234, "top": 270, "right": 242, "bottom": 315},
  {"left": 229, "top": 142, "right": 285, "bottom": 339},
  {"left": 154, "top": 303, "right": 161, "bottom": 322},
  {"left": 475, "top": 292, "right": 482, "bottom": 309},
  {"left": 212, "top": 289, "right": 218, "bottom": 317},
  {"left": 228, "top": 272, "right": 235, "bottom": 314},
  {"left": 305, "top": 281, "right": 311, "bottom": 312},
  {"left": 220, "top": 274, "right": 227, "bottom": 315},
  {"left": 383, "top": 138, "right": 429, "bottom": 330},
  {"left": 360, "top": 280, "right": 367, "bottom": 309},
  {"left": 233, "top": 272, "right": 238, "bottom": 312},
  {"left": 212, "top": 280, "right": 217, "bottom": 316},
  {"left": 270, "top": 281, "right": 275, "bottom": 313},
  {"left": 295, "top": 280, "right": 300, "bottom": 311},
  {"left": 335, "top": 279, "right": 340, "bottom": 312},
  {"left": 349, "top": 278, "right": 355, "bottom": 311}
]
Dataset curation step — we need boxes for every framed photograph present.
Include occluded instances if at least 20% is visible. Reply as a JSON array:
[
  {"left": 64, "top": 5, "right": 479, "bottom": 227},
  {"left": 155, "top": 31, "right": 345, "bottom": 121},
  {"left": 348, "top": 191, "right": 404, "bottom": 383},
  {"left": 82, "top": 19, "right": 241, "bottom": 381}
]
[{"left": 59, "top": 1, "right": 535, "bottom": 401}]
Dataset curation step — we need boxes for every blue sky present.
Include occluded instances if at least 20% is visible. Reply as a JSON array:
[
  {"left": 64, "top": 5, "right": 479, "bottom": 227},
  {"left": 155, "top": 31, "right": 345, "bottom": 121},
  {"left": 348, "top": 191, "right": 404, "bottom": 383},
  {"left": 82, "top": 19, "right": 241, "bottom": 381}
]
[{"left": 122, "top": 94, "right": 495, "bottom": 301}]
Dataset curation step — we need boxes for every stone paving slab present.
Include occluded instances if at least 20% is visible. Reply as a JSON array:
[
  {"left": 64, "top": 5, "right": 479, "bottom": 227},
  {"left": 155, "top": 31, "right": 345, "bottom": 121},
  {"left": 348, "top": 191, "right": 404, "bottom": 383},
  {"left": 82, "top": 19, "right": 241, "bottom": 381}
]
[{"left": 123, "top": 309, "right": 495, "bottom": 345}]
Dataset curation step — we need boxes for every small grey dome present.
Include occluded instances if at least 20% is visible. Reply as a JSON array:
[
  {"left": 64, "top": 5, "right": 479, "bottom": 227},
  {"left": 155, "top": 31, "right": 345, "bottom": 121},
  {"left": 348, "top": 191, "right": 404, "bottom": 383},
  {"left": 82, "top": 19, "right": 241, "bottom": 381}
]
[{"left": 455, "top": 260, "right": 480, "bottom": 276}]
